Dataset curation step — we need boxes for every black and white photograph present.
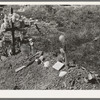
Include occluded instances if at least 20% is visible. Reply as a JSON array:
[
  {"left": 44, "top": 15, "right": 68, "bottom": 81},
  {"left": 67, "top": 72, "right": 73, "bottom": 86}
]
[{"left": 0, "top": 3, "right": 100, "bottom": 91}]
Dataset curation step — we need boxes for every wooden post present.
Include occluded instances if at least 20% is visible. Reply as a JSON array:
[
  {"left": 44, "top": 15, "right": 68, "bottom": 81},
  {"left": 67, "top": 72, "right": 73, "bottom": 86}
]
[
  {"left": 63, "top": 42, "right": 68, "bottom": 67},
  {"left": 59, "top": 35, "right": 68, "bottom": 67},
  {"left": 11, "top": 7, "right": 15, "bottom": 55}
]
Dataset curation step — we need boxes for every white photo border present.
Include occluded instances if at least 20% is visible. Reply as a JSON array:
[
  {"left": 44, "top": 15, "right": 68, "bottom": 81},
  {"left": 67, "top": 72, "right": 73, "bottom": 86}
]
[{"left": 0, "top": 1, "right": 100, "bottom": 98}]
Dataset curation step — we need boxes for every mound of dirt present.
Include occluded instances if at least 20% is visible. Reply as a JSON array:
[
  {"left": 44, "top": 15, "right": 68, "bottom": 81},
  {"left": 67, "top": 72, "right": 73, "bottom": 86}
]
[{"left": 0, "top": 52, "right": 99, "bottom": 90}]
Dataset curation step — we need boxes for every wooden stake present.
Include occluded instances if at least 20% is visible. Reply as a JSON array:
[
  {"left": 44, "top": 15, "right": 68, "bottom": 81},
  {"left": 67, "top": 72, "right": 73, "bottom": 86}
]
[
  {"left": 11, "top": 7, "right": 16, "bottom": 55},
  {"left": 63, "top": 42, "right": 68, "bottom": 67}
]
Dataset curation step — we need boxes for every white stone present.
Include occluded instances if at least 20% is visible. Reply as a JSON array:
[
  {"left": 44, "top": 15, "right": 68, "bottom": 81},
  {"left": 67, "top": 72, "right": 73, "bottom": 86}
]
[
  {"left": 44, "top": 61, "right": 50, "bottom": 67},
  {"left": 39, "top": 56, "right": 44, "bottom": 61},
  {"left": 52, "top": 61, "right": 64, "bottom": 70},
  {"left": 1, "top": 56, "right": 7, "bottom": 61},
  {"left": 95, "top": 74, "right": 98, "bottom": 77},
  {"left": 59, "top": 71, "right": 67, "bottom": 77},
  {"left": 35, "top": 59, "right": 38, "bottom": 62},
  {"left": 59, "top": 35, "right": 65, "bottom": 43},
  {"left": 88, "top": 73, "right": 93, "bottom": 80}
]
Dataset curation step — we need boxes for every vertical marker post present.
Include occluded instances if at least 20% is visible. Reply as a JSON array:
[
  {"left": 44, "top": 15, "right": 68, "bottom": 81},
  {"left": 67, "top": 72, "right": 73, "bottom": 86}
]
[
  {"left": 11, "top": 7, "right": 15, "bottom": 55},
  {"left": 59, "top": 35, "right": 68, "bottom": 67}
]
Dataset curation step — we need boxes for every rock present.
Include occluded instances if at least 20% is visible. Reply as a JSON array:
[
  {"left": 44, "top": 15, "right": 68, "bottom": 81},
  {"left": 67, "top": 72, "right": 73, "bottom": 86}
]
[
  {"left": 35, "top": 59, "right": 38, "bottom": 62},
  {"left": 59, "top": 35, "right": 65, "bottom": 43},
  {"left": 52, "top": 61, "right": 64, "bottom": 71},
  {"left": 1, "top": 56, "right": 7, "bottom": 61},
  {"left": 95, "top": 74, "right": 98, "bottom": 77},
  {"left": 43, "top": 61, "right": 50, "bottom": 67},
  {"left": 39, "top": 56, "right": 44, "bottom": 61},
  {"left": 88, "top": 73, "right": 93, "bottom": 80},
  {"left": 59, "top": 71, "right": 67, "bottom": 77}
]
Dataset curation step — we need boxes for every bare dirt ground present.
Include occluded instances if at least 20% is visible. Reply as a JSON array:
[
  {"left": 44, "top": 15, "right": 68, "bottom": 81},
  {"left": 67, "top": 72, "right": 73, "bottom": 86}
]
[
  {"left": 0, "top": 51, "right": 100, "bottom": 90},
  {"left": 0, "top": 5, "right": 100, "bottom": 90}
]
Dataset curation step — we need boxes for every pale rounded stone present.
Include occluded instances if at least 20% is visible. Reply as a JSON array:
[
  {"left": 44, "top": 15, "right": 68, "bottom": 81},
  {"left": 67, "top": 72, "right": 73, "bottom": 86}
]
[
  {"left": 1, "top": 56, "right": 7, "bottom": 61},
  {"left": 39, "top": 56, "right": 44, "bottom": 61},
  {"left": 88, "top": 73, "right": 93, "bottom": 80},
  {"left": 59, "top": 35, "right": 65, "bottom": 43},
  {"left": 59, "top": 71, "right": 67, "bottom": 77},
  {"left": 44, "top": 61, "right": 50, "bottom": 67}
]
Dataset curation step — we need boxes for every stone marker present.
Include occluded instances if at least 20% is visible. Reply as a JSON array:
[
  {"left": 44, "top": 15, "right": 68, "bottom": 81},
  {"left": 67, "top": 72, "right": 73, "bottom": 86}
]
[
  {"left": 59, "top": 71, "right": 67, "bottom": 77},
  {"left": 59, "top": 35, "right": 65, "bottom": 43},
  {"left": 95, "top": 74, "right": 98, "bottom": 77},
  {"left": 35, "top": 59, "right": 38, "bottom": 62},
  {"left": 52, "top": 61, "right": 64, "bottom": 71}
]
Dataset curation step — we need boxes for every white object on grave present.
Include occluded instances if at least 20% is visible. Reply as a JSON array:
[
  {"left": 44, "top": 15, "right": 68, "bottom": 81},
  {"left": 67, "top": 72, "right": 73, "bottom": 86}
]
[
  {"left": 95, "top": 74, "right": 98, "bottom": 77},
  {"left": 44, "top": 61, "right": 50, "bottom": 67},
  {"left": 59, "top": 35, "right": 65, "bottom": 43},
  {"left": 52, "top": 61, "right": 64, "bottom": 71},
  {"left": 88, "top": 73, "right": 93, "bottom": 80},
  {"left": 30, "top": 41, "right": 34, "bottom": 46},
  {"left": 39, "top": 56, "right": 44, "bottom": 61},
  {"left": 59, "top": 71, "right": 67, "bottom": 77},
  {"left": 35, "top": 59, "right": 38, "bottom": 62},
  {"left": 1, "top": 56, "right": 7, "bottom": 61}
]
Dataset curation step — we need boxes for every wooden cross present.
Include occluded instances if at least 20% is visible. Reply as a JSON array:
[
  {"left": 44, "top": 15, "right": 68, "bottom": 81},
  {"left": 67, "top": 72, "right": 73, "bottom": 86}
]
[
  {"left": 11, "top": 7, "right": 15, "bottom": 55},
  {"left": 5, "top": 7, "right": 30, "bottom": 55}
]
